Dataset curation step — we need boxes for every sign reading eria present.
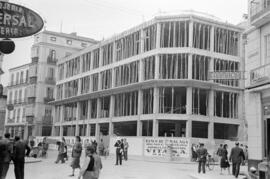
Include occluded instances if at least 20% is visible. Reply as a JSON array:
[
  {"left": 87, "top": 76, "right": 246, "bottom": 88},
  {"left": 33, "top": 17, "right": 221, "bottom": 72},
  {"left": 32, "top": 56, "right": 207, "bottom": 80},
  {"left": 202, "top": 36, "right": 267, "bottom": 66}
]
[{"left": 0, "top": 1, "right": 44, "bottom": 38}]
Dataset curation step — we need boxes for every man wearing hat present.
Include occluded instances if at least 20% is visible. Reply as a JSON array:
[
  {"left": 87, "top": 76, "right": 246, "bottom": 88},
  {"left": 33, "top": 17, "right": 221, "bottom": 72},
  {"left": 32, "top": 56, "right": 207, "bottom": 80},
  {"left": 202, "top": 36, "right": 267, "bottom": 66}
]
[
  {"left": 196, "top": 143, "right": 208, "bottom": 174},
  {"left": 229, "top": 142, "right": 245, "bottom": 178}
]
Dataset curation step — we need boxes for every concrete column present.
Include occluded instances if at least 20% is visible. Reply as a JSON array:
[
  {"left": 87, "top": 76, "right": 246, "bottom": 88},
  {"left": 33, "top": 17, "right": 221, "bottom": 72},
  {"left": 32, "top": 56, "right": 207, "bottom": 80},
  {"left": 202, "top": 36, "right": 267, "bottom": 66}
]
[
  {"left": 188, "top": 54, "right": 193, "bottom": 80},
  {"left": 208, "top": 122, "right": 214, "bottom": 139},
  {"left": 186, "top": 87, "right": 192, "bottom": 115},
  {"left": 99, "top": 47, "right": 103, "bottom": 67},
  {"left": 210, "top": 26, "right": 214, "bottom": 52},
  {"left": 155, "top": 55, "right": 160, "bottom": 79},
  {"left": 86, "top": 124, "right": 90, "bottom": 136},
  {"left": 75, "top": 102, "right": 80, "bottom": 136},
  {"left": 208, "top": 57, "right": 214, "bottom": 82},
  {"left": 97, "top": 98, "right": 101, "bottom": 118},
  {"left": 238, "top": 92, "right": 244, "bottom": 120},
  {"left": 98, "top": 72, "right": 102, "bottom": 91},
  {"left": 153, "top": 87, "right": 159, "bottom": 114},
  {"left": 109, "top": 122, "right": 114, "bottom": 136},
  {"left": 111, "top": 68, "right": 115, "bottom": 88},
  {"left": 137, "top": 120, "right": 142, "bottom": 136},
  {"left": 90, "top": 52, "right": 94, "bottom": 70},
  {"left": 140, "top": 29, "right": 144, "bottom": 53},
  {"left": 59, "top": 126, "right": 63, "bottom": 136},
  {"left": 139, "top": 59, "right": 144, "bottom": 82},
  {"left": 138, "top": 90, "right": 143, "bottom": 115},
  {"left": 75, "top": 124, "right": 79, "bottom": 136},
  {"left": 112, "top": 42, "right": 116, "bottom": 63},
  {"left": 77, "top": 78, "right": 82, "bottom": 95},
  {"left": 189, "top": 21, "right": 193, "bottom": 48},
  {"left": 186, "top": 120, "right": 192, "bottom": 138},
  {"left": 109, "top": 95, "right": 115, "bottom": 118},
  {"left": 88, "top": 100, "right": 92, "bottom": 119},
  {"left": 152, "top": 119, "right": 159, "bottom": 137},
  {"left": 208, "top": 90, "right": 214, "bottom": 117},
  {"left": 95, "top": 123, "right": 100, "bottom": 139},
  {"left": 156, "top": 23, "right": 161, "bottom": 48}
]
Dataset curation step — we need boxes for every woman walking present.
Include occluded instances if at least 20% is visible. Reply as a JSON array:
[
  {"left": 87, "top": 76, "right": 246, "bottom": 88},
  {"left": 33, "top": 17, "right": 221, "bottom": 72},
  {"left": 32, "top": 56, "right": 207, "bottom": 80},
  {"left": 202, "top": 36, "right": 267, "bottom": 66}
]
[
  {"left": 70, "top": 136, "right": 83, "bottom": 177},
  {"left": 78, "top": 146, "right": 102, "bottom": 179},
  {"left": 220, "top": 144, "right": 230, "bottom": 175}
]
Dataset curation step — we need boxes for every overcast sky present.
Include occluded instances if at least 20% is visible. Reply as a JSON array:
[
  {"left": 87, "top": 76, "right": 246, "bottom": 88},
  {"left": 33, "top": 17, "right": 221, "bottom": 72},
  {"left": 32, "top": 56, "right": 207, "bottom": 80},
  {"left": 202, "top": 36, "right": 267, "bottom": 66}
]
[{"left": 1, "top": 0, "right": 248, "bottom": 86}]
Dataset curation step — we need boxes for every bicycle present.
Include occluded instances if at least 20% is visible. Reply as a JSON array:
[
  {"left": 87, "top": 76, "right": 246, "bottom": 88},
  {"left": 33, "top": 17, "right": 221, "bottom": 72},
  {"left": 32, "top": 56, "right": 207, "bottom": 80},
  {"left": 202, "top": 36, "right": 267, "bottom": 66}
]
[{"left": 206, "top": 154, "right": 215, "bottom": 170}]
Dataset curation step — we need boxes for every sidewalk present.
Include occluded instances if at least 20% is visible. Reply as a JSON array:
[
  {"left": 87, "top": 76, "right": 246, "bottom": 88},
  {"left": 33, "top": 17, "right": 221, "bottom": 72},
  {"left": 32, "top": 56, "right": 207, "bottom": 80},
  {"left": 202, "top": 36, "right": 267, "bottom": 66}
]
[{"left": 189, "top": 165, "right": 248, "bottom": 179}]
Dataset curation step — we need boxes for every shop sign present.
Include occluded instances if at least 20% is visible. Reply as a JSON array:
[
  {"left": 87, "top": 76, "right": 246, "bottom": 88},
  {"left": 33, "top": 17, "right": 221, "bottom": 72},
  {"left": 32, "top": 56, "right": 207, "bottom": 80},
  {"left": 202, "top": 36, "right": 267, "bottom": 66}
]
[
  {"left": 0, "top": 1, "right": 44, "bottom": 38},
  {"left": 144, "top": 138, "right": 190, "bottom": 158}
]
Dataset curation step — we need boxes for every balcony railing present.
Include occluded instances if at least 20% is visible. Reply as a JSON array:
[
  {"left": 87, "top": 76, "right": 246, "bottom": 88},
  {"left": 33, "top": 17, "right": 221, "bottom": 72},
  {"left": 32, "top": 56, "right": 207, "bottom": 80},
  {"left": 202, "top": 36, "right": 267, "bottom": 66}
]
[
  {"left": 250, "top": 63, "right": 270, "bottom": 86},
  {"left": 44, "top": 97, "right": 55, "bottom": 103},
  {"left": 47, "top": 57, "right": 57, "bottom": 65},
  {"left": 8, "top": 78, "right": 28, "bottom": 87},
  {"left": 250, "top": 0, "right": 270, "bottom": 21},
  {"left": 42, "top": 116, "right": 53, "bottom": 125},
  {"left": 45, "top": 77, "right": 56, "bottom": 85},
  {"left": 31, "top": 57, "right": 39, "bottom": 63}
]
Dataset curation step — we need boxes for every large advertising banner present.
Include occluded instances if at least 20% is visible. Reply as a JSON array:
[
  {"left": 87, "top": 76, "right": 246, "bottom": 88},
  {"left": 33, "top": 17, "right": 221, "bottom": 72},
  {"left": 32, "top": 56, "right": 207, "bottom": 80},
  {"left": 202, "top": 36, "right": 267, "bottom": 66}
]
[{"left": 144, "top": 138, "right": 190, "bottom": 158}]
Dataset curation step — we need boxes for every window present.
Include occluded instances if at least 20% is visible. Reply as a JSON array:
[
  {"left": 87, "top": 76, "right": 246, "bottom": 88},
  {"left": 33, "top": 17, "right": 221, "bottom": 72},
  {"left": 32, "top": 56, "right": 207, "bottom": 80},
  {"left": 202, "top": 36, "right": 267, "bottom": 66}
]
[
  {"left": 22, "top": 108, "right": 26, "bottom": 118},
  {"left": 265, "top": 34, "right": 270, "bottom": 63},
  {"left": 50, "top": 36, "right": 56, "bottom": 41},
  {"left": 18, "top": 90, "right": 22, "bottom": 102},
  {"left": 16, "top": 72, "right": 19, "bottom": 84},
  {"left": 26, "top": 70, "right": 28, "bottom": 82},
  {"left": 16, "top": 108, "right": 20, "bottom": 122},
  {"left": 14, "top": 91, "right": 18, "bottom": 103},
  {"left": 11, "top": 74, "right": 14, "bottom": 85},
  {"left": 47, "top": 87, "right": 54, "bottom": 99},
  {"left": 48, "top": 68, "right": 55, "bottom": 79},
  {"left": 67, "top": 39, "right": 72, "bottom": 45}
]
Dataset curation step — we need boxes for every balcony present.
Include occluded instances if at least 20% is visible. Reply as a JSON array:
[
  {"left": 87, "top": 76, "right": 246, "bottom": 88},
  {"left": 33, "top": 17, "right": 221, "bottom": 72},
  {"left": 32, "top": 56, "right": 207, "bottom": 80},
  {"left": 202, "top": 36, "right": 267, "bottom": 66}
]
[
  {"left": 29, "top": 76, "right": 37, "bottom": 84},
  {"left": 250, "top": 63, "right": 270, "bottom": 87},
  {"left": 44, "top": 97, "right": 55, "bottom": 103},
  {"left": 8, "top": 78, "right": 28, "bottom": 87},
  {"left": 42, "top": 116, "right": 53, "bottom": 125},
  {"left": 250, "top": 0, "right": 270, "bottom": 27},
  {"left": 25, "top": 106, "right": 35, "bottom": 117},
  {"left": 31, "top": 57, "right": 39, "bottom": 63},
  {"left": 47, "top": 57, "right": 57, "bottom": 65},
  {"left": 45, "top": 77, "right": 56, "bottom": 85},
  {"left": 26, "top": 116, "right": 34, "bottom": 125}
]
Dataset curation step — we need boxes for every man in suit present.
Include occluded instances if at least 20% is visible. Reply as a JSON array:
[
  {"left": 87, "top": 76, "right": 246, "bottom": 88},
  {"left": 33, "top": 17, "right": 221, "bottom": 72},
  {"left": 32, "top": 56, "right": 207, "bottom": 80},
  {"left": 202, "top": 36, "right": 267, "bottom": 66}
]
[
  {"left": 13, "top": 136, "right": 30, "bottom": 179},
  {"left": 196, "top": 143, "right": 208, "bottom": 174},
  {"left": 114, "top": 139, "right": 123, "bottom": 165},
  {"left": 0, "top": 133, "right": 13, "bottom": 179},
  {"left": 229, "top": 142, "right": 245, "bottom": 178}
]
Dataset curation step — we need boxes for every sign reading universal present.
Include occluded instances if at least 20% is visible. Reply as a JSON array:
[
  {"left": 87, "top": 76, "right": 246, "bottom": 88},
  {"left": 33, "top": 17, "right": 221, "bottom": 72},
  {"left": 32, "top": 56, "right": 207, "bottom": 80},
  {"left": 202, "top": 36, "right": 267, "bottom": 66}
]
[
  {"left": 208, "top": 71, "right": 245, "bottom": 80},
  {"left": 0, "top": 1, "right": 44, "bottom": 38}
]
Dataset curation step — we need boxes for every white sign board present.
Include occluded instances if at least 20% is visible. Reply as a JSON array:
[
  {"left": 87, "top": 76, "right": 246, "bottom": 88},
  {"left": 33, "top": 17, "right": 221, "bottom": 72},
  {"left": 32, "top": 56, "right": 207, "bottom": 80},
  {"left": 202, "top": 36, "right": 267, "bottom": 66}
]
[{"left": 144, "top": 138, "right": 190, "bottom": 158}]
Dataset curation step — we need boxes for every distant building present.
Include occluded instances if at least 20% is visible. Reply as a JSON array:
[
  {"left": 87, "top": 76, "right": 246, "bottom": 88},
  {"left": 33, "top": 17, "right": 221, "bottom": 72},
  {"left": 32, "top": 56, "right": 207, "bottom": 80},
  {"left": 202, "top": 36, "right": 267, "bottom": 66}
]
[
  {"left": 52, "top": 13, "right": 245, "bottom": 143},
  {"left": 4, "top": 30, "right": 97, "bottom": 139},
  {"left": 245, "top": 0, "right": 270, "bottom": 169}
]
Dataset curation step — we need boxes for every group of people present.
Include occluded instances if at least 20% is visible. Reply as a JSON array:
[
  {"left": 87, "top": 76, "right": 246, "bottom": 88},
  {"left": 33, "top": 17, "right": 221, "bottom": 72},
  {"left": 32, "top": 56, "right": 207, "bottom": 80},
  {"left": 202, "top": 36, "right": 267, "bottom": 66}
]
[
  {"left": 0, "top": 133, "right": 31, "bottom": 179},
  {"left": 216, "top": 142, "right": 247, "bottom": 178},
  {"left": 55, "top": 136, "right": 103, "bottom": 179},
  {"left": 194, "top": 141, "right": 246, "bottom": 179},
  {"left": 114, "top": 138, "right": 129, "bottom": 165}
]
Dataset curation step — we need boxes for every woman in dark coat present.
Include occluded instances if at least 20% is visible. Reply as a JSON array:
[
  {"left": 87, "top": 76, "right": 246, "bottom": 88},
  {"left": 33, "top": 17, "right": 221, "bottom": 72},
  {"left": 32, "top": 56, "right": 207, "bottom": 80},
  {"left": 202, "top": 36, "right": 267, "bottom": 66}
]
[
  {"left": 70, "top": 136, "right": 82, "bottom": 177},
  {"left": 220, "top": 144, "right": 230, "bottom": 175}
]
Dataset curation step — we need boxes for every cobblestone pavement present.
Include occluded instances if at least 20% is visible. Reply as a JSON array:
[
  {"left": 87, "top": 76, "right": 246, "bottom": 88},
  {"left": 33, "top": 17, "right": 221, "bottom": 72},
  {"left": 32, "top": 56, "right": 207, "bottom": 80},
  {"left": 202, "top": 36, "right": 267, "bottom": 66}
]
[{"left": 6, "top": 150, "right": 247, "bottom": 179}]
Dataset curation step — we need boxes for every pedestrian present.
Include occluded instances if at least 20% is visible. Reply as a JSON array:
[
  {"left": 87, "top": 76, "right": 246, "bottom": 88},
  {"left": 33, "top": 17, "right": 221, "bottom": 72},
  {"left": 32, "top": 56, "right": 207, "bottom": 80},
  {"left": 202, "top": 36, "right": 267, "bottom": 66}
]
[
  {"left": 78, "top": 146, "right": 102, "bottom": 179},
  {"left": 196, "top": 143, "right": 208, "bottom": 174},
  {"left": 41, "top": 137, "right": 49, "bottom": 158},
  {"left": 98, "top": 139, "right": 105, "bottom": 156},
  {"left": 92, "top": 140, "right": 97, "bottom": 153},
  {"left": 220, "top": 144, "right": 230, "bottom": 175},
  {"left": 243, "top": 145, "right": 248, "bottom": 165},
  {"left": 191, "top": 144, "right": 197, "bottom": 162},
  {"left": 123, "top": 138, "right": 129, "bottom": 161},
  {"left": 216, "top": 144, "right": 223, "bottom": 162},
  {"left": 62, "top": 137, "right": 69, "bottom": 161},
  {"left": 70, "top": 136, "right": 83, "bottom": 177},
  {"left": 0, "top": 133, "right": 13, "bottom": 179},
  {"left": 229, "top": 142, "right": 245, "bottom": 178},
  {"left": 114, "top": 139, "right": 123, "bottom": 165},
  {"left": 55, "top": 139, "right": 65, "bottom": 164},
  {"left": 84, "top": 139, "right": 91, "bottom": 157},
  {"left": 13, "top": 136, "right": 31, "bottom": 179}
]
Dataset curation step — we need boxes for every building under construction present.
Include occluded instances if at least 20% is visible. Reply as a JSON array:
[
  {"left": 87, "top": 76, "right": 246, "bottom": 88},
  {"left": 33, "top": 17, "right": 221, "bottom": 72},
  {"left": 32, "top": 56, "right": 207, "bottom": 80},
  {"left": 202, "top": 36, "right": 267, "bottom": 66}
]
[{"left": 52, "top": 13, "right": 245, "bottom": 142}]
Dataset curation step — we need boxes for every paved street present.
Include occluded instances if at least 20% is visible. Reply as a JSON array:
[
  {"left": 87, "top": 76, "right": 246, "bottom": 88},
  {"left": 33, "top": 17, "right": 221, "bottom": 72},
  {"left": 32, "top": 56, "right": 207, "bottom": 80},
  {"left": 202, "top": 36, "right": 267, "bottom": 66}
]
[{"left": 5, "top": 150, "right": 248, "bottom": 179}]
